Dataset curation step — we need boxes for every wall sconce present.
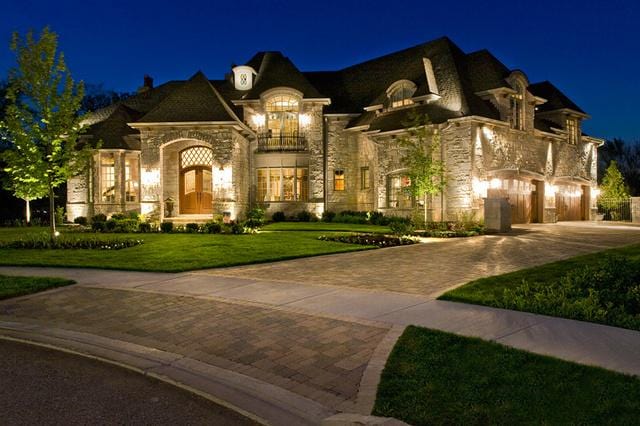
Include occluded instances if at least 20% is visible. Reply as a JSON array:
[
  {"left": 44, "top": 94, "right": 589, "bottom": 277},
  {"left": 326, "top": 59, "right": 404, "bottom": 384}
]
[
  {"left": 299, "top": 113, "right": 311, "bottom": 128},
  {"left": 251, "top": 114, "right": 265, "bottom": 128},
  {"left": 489, "top": 178, "right": 502, "bottom": 189}
]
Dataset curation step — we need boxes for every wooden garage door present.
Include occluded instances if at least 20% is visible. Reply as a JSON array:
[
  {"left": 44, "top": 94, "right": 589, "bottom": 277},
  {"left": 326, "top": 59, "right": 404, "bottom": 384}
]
[{"left": 556, "top": 193, "right": 582, "bottom": 221}]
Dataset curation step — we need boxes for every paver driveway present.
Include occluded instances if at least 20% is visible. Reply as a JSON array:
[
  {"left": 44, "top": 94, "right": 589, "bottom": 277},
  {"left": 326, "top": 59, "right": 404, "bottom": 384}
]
[{"left": 205, "top": 223, "right": 640, "bottom": 297}]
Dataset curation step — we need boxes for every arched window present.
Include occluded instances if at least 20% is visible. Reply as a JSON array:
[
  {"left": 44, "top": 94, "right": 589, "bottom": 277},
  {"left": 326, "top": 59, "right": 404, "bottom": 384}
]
[
  {"left": 510, "top": 80, "right": 525, "bottom": 130},
  {"left": 265, "top": 95, "right": 299, "bottom": 137},
  {"left": 387, "top": 81, "right": 416, "bottom": 108}
]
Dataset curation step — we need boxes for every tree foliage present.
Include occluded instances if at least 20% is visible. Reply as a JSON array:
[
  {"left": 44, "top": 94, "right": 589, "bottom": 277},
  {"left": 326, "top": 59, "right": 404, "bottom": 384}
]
[
  {"left": 80, "top": 83, "right": 132, "bottom": 113},
  {"left": 600, "top": 160, "right": 630, "bottom": 200},
  {"left": 397, "top": 111, "right": 446, "bottom": 224},
  {"left": 0, "top": 27, "right": 91, "bottom": 234}
]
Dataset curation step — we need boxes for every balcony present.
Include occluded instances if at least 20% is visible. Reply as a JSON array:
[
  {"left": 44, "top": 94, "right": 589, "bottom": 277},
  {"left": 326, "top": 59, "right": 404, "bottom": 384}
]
[{"left": 257, "top": 132, "right": 307, "bottom": 152}]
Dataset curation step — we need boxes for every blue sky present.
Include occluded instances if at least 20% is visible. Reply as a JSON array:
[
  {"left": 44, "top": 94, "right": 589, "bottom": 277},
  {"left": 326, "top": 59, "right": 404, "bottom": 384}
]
[{"left": 1, "top": 0, "right": 638, "bottom": 141}]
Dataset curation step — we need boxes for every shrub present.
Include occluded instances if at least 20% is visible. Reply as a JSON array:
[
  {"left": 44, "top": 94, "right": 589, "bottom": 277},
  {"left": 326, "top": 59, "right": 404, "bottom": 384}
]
[
  {"left": 272, "top": 211, "right": 286, "bottom": 222},
  {"left": 297, "top": 210, "right": 313, "bottom": 222},
  {"left": 113, "top": 219, "right": 138, "bottom": 233},
  {"left": 231, "top": 222, "right": 244, "bottom": 234},
  {"left": 73, "top": 216, "right": 88, "bottom": 226},
  {"left": 243, "top": 218, "right": 262, "bottom": 232},
  {"left": 389, "top": 219, "right": 415, "bottom": 236},
  {"left": 91, "top": 221, "right": 105, "bottom": 232},
  {"left": 92, "top": 213, "right": 107, "bottom": 223},
  {"left": 55, "top": 206, "right": 65, "bottom": 225},
  {"left": 247, "top": 207, "right": 265, "bottom": 222},
  {"left": 203, "top": 221, "right": 222, "bottom": 234},
  {"left": 110, "top": 213, "right": 127, "bottom": 220},
  {"left": 138, "top": 222, "right": 152, "bottom": 233},
  {"left": 105, "top": 219, "right": 117, "bottom": 232},
  {"left": 185, "top": 223, "right": 200, "bottom": 233},
  {"left": 318, "top": 234, "right": 418, "bottom": 248},
  {"left": 160, "top": 221, "right": 174, "bottom": 233},
  {"left": 0, "top": 234, "right": 144, "bottom": 250},
  {"left": 368, "top": 211, "right": 387, "bottom": 226},
  {"left": 322, "top": 211, "right": 336, "bottom": 222}
]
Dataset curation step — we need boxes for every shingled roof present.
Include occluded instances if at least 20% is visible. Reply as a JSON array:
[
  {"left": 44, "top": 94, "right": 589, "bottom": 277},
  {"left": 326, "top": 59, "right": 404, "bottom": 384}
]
[
  {"left": 86, "top": 104, "right": 143, "bottom": 149},
  {"left": 241, "top": 52, "right": 325, "bottom": 100},
  {"left": 528, "top": 81, "right": 586, "bottom": 114},
  {"left": 138, "top": 71, "right": 240, "bottom": 123}
]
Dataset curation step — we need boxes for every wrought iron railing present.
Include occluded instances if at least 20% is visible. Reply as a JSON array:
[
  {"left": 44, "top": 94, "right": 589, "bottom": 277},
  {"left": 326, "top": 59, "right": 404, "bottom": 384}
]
[
  {"left": 257, "top": 132, "right": 307, "bottom": 152},
  {"left": 597, "top": 197, "right": 632, "bottom": 221}
]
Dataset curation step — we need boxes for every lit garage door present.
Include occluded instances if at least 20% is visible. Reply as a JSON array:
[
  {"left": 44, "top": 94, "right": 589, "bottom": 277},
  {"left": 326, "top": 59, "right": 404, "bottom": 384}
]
[
  {"left": 555, "top": 185, "right": 584, "bottom": 221},
  {"left": 487, "top": 178, "right": 539, "bottom": 224}
]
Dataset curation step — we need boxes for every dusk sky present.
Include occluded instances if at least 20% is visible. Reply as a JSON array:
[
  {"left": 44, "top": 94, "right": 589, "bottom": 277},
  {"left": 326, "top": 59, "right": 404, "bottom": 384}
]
[{"left": 1, "top": 0, "right": 638, "bottom": 141}]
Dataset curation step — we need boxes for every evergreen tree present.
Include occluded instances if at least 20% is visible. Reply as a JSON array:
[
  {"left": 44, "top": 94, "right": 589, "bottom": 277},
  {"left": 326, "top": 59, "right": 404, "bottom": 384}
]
[
  {"left": 600, "top": 160, "right": 630, "bottom": 200},
  {"left": 0, "top": 28, "right": 91, "bottom": 237}
]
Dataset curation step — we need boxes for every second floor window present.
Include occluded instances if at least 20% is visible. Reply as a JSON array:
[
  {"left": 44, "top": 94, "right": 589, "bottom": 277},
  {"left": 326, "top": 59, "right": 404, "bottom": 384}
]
[
  {"left": 388, "top": 82, "right": 415, "bottom": 108},
  {"left": 510, "top": 81, "right": 525, "bottom": 130},
  {"left": 266, "top": 95, "right": 299, "bottom": 137},
  {"left": 566, "top": 118, "right": 579, "bottom": 144}
]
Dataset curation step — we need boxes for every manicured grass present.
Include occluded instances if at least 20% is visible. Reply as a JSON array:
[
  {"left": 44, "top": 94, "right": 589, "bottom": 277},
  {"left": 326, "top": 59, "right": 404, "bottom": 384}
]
[
  {"left": 0, "top": 275, "right": 74, "bottom": 300},
  {"left": 0, "top": 227, "right": 373, "bottom": 272},
  {"left": 262, "top": 222, "right": 390, "bottom": 233},
  {"left": 374, "top": 326, "right": 640, "bottom": 425},
  {"left": 440, "top": 243, "right": 640, "bottom": 307}
]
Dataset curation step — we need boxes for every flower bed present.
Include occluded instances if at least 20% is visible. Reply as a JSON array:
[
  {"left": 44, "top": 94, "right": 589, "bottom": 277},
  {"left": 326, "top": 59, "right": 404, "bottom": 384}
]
[
  {"left": 414, "top": 229, "right": 482, "bottom": 238},
  {"left": 0, "top": 235, "right": 144, "bottom": 250},
  {"left": 318, "top": 233, "right": 418, "bottom": 247}
]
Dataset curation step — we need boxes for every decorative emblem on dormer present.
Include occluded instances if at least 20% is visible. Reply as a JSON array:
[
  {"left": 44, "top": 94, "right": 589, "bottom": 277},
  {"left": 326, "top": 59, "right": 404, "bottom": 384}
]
[{"left": 232, "top": 65, "right": 257, "bottom": 91}]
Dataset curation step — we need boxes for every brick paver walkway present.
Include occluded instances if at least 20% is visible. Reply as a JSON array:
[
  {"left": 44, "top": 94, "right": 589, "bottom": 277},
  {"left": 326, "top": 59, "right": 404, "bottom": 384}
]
[
  {"left": 0, "top": 287, "right": 389, "bottom": 410},
  {"left": 208, "top": 223, "right": 640, "bottom": 296}
]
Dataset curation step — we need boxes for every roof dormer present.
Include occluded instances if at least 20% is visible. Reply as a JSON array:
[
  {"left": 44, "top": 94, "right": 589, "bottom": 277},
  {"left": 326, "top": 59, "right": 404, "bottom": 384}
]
[{"left": 232, "top": 65, "right": 257, "bottom": 91}]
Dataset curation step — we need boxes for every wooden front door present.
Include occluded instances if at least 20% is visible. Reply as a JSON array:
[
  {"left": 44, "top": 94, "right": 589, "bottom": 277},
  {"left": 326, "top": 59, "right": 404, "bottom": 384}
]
[{"left": 179, "top": 167, "right": 212, "bottom": 214}]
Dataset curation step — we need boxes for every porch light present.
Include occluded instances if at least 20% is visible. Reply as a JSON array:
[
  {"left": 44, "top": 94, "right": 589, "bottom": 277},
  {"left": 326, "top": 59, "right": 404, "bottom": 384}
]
[
  {"left": 489, "top": 178, "right": 502, "bottom": 189},
  {"left": 251, "top": 114, "right": 266, "bottom": 128},
  {"left": 591, "top": 187, "right": 600, "bottom": 199},
  {"left": 299, "top": 113, "right": 311, "bottom": 128},
  {"left": 545, "top": 182, "right": 557, "bottom": 196},
  {"left": 141, "top": 169, "right": 160, "bottom": 186},
  {"left": 472, "top": 177, "right": 488, "bottom": 198}
]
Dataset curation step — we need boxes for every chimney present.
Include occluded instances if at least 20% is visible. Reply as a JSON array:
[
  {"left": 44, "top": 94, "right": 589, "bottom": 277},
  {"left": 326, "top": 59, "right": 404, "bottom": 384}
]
[{"left": 137, "top": 74, "right": 154, "bottom": 93}]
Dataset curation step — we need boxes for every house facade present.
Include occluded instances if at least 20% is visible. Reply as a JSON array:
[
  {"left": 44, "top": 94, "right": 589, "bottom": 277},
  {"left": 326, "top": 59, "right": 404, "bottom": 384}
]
[{"left": 67, "top": 37, "right": 602, "bottom": 224}]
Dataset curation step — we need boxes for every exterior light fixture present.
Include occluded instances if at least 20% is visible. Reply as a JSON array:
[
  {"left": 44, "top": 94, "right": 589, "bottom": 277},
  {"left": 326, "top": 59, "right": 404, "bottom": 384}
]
[
  {"left": 251, "top": 114, "right": 266, "bottom": 128},
  {"left": 490, "top": 178, "right": 502, "bottom": 189},
  {"left": 299, "top": 113, "right": 311, "bottom": 128}
]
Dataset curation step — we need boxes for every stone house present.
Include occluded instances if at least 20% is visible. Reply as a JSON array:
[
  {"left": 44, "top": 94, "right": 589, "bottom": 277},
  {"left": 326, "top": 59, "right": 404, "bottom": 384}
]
[{"left": 67, "top": 37, "right": 602, "bottom": 224}]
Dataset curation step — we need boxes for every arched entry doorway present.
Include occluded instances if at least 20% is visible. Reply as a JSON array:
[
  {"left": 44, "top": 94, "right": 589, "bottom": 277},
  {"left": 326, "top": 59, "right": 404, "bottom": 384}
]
[{"left": 179, "top": 146, "right": 213, "bottom": 214}]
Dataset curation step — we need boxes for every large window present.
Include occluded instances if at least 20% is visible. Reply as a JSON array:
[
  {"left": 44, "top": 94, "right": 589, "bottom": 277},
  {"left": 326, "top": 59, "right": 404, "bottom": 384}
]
[
  {"left": 266, "top": 96, "right": 299, "bottom": 137},
  {"left": 124, "top": 155, "right": 139, "bottom": 202},
  {"left": 387, "top": 174, "right": 413, "bottom": 208},
  {"left": 334, "top": 169, "right": 345, "bottom": 191},
  {"left": 566, "top": 118, "right": 579, "bottom": 144},
  {"left": 100, "top": 153, "right": 116, "bottom": 203},
  {"left": 256, "top": 167, "right": 308, "bottom": 202},
  {"left": 388, "top": 81, "right": 416, "bottom": 108}
]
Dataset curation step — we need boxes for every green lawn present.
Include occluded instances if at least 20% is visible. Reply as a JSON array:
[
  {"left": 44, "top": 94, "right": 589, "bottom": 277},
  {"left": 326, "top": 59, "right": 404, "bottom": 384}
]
[
  {"left": 262, "top": 221, "right": 390, "bottom": 233},
  {"left": 0, "top": 275, "right": 74, "bottom": 300},
  {"left": 0, "top": 227, "right": 373, "bottom": 272},
  {"left": 374, "top": 326, "right": 640, "bottom": 425},
  {"left": 440, "top": 244, "right": 640, "bottom": 327}
]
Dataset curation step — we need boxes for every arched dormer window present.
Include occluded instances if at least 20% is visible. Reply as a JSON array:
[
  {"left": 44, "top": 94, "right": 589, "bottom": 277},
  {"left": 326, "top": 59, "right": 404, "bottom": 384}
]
[
  {"left": 387, "top": 80, "right": 416, "bottom": 109},
  {"left": 510, "top": 80, "right": 525, "bottom": 130},
  {"left": 265, "top": 95, "right": 299, "bottom": 137}
]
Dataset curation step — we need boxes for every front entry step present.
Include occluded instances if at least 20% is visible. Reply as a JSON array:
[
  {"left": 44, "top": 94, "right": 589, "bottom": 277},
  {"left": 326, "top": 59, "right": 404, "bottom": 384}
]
[{"left": 162, "top": 215, "right": 213, "bottom": 225}]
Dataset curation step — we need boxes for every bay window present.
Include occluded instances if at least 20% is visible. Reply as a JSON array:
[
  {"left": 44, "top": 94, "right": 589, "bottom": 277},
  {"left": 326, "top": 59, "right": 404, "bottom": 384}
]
[
  {"left": 124, "top": 154, "right": 140, "bottom": 202},
  {"left": 100, "top": 153, "right": 116, "bottom": 203},
  {"left": 256, "top": 166, "right": 308, "bottom": 202}
]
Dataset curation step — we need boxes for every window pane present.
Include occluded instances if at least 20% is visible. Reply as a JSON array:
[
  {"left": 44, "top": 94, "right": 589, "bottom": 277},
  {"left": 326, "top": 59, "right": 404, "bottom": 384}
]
[
  {"left": 387, "top": 174, "right": 412, "bottom": 208},
  {"left": 184, "top": 170, "right": 196, "bottom": 194},
  {"left": 360, "top": 167, "right": 370, "bottom": 190},
  {"left": 124, "top": 155, "right": 139, "bottom": 202},
  {"left": 100, "top": 153, "right": 116, "bottom": 203},
  {"left": 269, "top": 169, "right": 281, "bottom": 201},
  {"left": 282, "top": 168, "right": 295, "bottom": 201},
  {"left": 202, "top": 169, "right": 212, "bottom": 194},
  {"left": 334, "top": 170, "right": 345, "bottom": 191},
  {"left": 257, "top": 169, "right": 268, "bottom": 202},
  {"left": 297, "top": 168, "right": 308, "bottom": 201}
]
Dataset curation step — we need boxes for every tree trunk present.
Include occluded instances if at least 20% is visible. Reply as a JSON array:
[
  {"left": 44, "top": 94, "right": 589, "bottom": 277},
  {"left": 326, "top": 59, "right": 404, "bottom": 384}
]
[
  {"left": 424, "top": 193, "right": 428, "bottom": 226},
  {"left": 49, "top": 184, "right": 56, "bottom": 241},
  {"left": 25, "top": 198, "right": 31, "bottom": 225}
]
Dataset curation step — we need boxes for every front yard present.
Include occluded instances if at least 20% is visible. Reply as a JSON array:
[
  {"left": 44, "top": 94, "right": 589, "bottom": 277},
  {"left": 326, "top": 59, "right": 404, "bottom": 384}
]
[
  {"left": 441, "top": 243, "right": 640, "bottom": 331},
  {"left": 0, "top": 275, "right": 74, "bottom": 300},
  {"left": 0, "top": 226, "right": 375, "bottom": 272},
  {"left": 374, "top": 326, "right": 640, "bottom": 425}
]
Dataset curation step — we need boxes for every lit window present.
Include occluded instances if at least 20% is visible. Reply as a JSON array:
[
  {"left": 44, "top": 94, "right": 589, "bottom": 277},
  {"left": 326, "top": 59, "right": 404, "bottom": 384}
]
[
  {"left": 566, "top": 118, "right": 579, "bottom": 144},
  {"left": 124, "top": 155, "right": 139, "bottom": 202},
  {"left": 334, "top": 170, "right": 345, "bottom": 191},
  {"left": 265, "top": 96, "right": 299, "bottom": 138},
  {"left": 387, "top": 174, "right": 413, "bottom": 208},
  {"left": 256, "top": 167, "right": 308, "bottom": 202},
  {"left": 360, "top": 167, "right": 370, "bottom": 190},
  {"left": 510, "top": 81, "right": 525, "bottom": 130},
  {"left": 388, "top": 81, "right": 416, "bottom": 108},
  {"left": 100, "top": 153, "right": 116, "bottom": 203}
]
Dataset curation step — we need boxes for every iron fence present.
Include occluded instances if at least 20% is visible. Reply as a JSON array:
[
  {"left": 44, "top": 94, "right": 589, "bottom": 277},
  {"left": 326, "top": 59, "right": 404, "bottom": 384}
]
[
  {"left": 597, "top": 197, "right": 632, "bottom": 222},
  {"left": 257, "top": 133, "right": 307, "bottom": 152}
]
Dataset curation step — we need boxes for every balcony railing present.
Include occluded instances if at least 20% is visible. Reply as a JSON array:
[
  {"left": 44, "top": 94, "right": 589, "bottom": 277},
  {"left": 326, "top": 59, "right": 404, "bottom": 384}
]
[{"left": 257, "top": 132, "right": 307, "bottom": 152}]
